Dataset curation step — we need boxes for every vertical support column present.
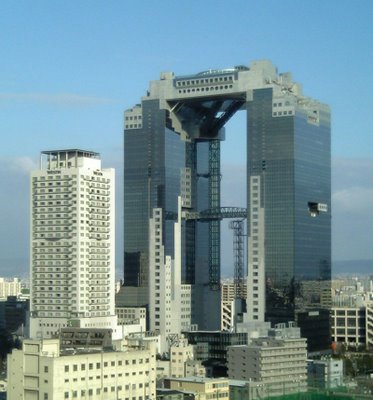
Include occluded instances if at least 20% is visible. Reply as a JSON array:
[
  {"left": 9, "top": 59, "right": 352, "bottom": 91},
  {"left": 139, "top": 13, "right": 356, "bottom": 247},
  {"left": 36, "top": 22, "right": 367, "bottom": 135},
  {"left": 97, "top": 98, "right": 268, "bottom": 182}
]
[
  {"left": 185, "top": 142, "right": 197, "bottom": 284},
  {"left": 229, "top": 220, "right": 245, "bottom": 299},
  {"left": 209, "top": 139, "right": 220, "bottom": 289}
]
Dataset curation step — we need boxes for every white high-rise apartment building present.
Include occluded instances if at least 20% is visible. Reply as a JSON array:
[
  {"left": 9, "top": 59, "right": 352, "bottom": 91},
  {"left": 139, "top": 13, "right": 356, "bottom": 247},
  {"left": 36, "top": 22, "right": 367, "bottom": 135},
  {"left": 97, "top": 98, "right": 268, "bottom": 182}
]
[
  {"left": 0, "top": 277, "right": 22, "bottom": 298},
  {"left": 29, "top": 150, "right": 119, "bottom": 339}
]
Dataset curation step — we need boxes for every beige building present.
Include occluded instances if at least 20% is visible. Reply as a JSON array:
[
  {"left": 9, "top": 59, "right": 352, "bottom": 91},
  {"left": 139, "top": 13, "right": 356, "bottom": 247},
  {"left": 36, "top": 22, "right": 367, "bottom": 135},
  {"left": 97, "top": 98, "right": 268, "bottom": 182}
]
[
  {"left": 169, "top": 336, "right": 205, "bottom": 378},
  {"left": 7, "top": 338, "right": 156, "bottom": 400},
  {"left": 0, "top": 277, "right": 22, "bottom": 298},
  {"left": 221, "top": 281, "right": 247, "bottom": 330},
  {"left": 227, "top": 329, "right": 307, "bottom": 397},
  {"left": 331, "top": 306, "right": 366, "bottom": 347},
  {"left": 164, "top": 377, "right": 229, "bottom": 400}
]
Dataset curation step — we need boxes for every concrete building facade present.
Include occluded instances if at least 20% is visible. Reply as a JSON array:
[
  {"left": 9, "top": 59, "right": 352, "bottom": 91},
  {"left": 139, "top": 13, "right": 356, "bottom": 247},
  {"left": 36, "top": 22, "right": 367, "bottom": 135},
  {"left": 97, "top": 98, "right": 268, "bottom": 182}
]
[
  {"left": 0, "top": 277, "right": 22, "bottom": 299},
  {"left": 307, "top": 358, "right": 344, "bottom": 390},
  {"left": 331, "top": 306, "right": 366, "bottom": 347},
  {"left": 227, "top": 328, "right": 307, "bottom": 397},
  {"left": 7, "top": 338, "right": 156, "bottom": 400},
  {"left": 29, "top": 150, "right": 119, "bottom": 339},
  {"left": 366, "top": 301, "right": 373, "bottom": 349},
  {"left": 163, "top": 377, "right": 229, "bottom": 400}
]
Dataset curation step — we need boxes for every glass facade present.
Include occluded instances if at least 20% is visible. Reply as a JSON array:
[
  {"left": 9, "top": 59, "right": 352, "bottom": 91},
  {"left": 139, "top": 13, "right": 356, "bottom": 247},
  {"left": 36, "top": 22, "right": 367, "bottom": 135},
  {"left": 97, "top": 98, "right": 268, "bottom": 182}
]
[
  {"left": 124, "top": 62, "right": 331, "bottom": 344},
  {"left": 124, "top": 100, "right": 185, "bottom": 291},
  {"left": 247, "top": 88, "right": 331, "bottom": 351}
]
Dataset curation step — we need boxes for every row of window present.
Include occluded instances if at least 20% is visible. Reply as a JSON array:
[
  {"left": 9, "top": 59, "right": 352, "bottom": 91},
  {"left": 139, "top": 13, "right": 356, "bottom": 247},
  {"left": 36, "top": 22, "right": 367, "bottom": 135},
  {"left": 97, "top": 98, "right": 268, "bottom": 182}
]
[
  {"left": 125, "top": 115, "right": 142, "bottom": 121},
  {"left": 176, "top": 75, "right": 233, "bottom": 86},
  {"left": 178, "top": 84, "right": 233, "bottom": 94},
  {"left": 273, "top": 110, "right": 293, "bottom": 116}
]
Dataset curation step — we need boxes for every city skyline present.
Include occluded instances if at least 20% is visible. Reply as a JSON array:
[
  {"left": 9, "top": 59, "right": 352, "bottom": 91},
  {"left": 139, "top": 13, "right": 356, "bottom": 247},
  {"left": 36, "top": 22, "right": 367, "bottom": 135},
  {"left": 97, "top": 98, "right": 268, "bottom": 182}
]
[
  {"left": 1, "top": 1, "right": 373, "bottom": 277},
  {"left": 121, "top": 61, "right": 331, "bottom": 350}
]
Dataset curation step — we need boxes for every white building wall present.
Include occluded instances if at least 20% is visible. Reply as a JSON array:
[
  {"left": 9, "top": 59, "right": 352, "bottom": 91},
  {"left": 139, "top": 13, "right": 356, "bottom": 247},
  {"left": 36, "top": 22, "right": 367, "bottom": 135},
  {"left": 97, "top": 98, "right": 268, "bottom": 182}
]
[
  {"left": 228, "top": 338, "right": 307, "bottom": 396},
  {"left": 148, "top": 198, "right": 191, "bottom": 354},
  {"left": 29, "top": 150, "right": 119, "bottom": 339},
  {"left": 7, "top": 339, "right": 156, "bottom": 400},
  {"left": 0, "top": 277, "right": 22, "bottom": 298}
]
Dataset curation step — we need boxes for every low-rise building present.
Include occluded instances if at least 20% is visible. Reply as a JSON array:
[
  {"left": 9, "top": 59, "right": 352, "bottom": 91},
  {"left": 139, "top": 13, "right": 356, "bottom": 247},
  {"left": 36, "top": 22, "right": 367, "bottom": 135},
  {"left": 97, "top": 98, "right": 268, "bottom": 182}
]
[
  {"left": 115, "top": 306, "right": 146, "bottom": 331},
  {"left": 0, "top": 277, "right": 21, "bottom": 299},
  {"left": 227, "top": 327, "right": 307, "bottom": 397},
  {"left": 164, "top": 377, "right": 229, "bottom": 400},
  {"left": 0, "top": 296, "right": 29, "bottom": 332},
  {"left": 183, "top": 330, "right": 247, "bottom": 377},
  {"left": 331, "top": 306, "right": 366, "bottom": 347},
  {"left": 7, "top": 336, "right": 157, "bottom": 400},
  {"left": 157, "top": 388, "right": 196, "bottom": 400},
  {"left": 170, "top": 336, "right": 205, "bottom": 378},
  {"left": 307, "top": 358, "right": 344, "bottom": 390},
  {"left": 366, "top": 301, "right": 373, "bottom": 349}
]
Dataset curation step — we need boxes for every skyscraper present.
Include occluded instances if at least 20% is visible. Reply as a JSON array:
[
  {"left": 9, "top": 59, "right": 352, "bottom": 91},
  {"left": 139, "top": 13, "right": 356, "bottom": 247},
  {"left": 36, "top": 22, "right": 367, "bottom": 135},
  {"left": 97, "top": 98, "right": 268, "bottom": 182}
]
[
  {"left": 124, "top": 61, "right": 331, "bottom": 350},
  {"left": 30, "top": 150, "right": 119, "bottom": 339}
]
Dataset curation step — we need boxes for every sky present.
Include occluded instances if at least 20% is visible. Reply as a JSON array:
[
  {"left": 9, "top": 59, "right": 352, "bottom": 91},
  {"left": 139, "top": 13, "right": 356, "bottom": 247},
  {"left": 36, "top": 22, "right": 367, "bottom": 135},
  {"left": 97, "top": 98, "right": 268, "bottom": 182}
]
[{"left": 0, "top": 0, "right": 372, "bottom": 278}]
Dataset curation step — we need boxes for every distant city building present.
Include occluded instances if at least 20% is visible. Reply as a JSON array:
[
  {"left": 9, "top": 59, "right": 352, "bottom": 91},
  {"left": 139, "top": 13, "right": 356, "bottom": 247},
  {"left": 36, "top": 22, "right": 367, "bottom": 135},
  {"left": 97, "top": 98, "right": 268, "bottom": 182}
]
[
  {"left": 163, "top": 377, "right": 229, "bottom": 400},
  {"left": 183, "top": 330, "right": 247, "bottom": 377},
  {"left": 115, "top": 306, "right": 146, "bottom": 331},
  {"left": 307, "top": 358, "right": 344, "bottom": 390},
  {"left": 0, "top": 296, "right": 29, "bottom": 333},
  {"left": 169, "top": 335, "right": 205, "bottom": 378},
  {"left": 157, "top": 388, "right": 196, "bottom": 400},
  {"left": 331, "top": 306, "right": 366, "bottom": 347},
  {"left": 221, "top": 281, "right": 247, "bottom": 302},
  {"left": 227, "top": 327, "right": 307, "bottom": 397},
  {"left": 29, "top": 150, "right": 119, "bottom": 339},
  {"left": 366, "top": 301, "right": 373, "bottom": 349},
  {"left": 7, "top": 337, "right": 156, "bottom": 400},
  {"left": 124, "top": 60, "right": 331, "bottom": 351},
  {"left": 221, "top": 281, "right": 247, "bottom": 330},
  {"left": 0, "top": 277, "right": 21, "bottom": 299},
  {"left": 330, "top": 275, "right": 373, "bottom": 349}
]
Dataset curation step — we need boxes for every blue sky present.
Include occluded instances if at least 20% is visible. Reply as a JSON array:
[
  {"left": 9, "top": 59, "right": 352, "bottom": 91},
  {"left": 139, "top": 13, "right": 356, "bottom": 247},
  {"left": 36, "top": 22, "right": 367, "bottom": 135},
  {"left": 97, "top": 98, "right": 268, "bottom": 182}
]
[{"left": 1, "top": 0, "right": 373, "bottom": 277}]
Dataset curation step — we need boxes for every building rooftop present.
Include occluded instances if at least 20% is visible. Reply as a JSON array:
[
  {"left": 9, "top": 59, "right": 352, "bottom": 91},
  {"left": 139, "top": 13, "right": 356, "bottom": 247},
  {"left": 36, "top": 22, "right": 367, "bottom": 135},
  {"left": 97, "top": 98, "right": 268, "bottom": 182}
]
[{"left": 41, "top": 149, "right": 100, "bottom": 158}]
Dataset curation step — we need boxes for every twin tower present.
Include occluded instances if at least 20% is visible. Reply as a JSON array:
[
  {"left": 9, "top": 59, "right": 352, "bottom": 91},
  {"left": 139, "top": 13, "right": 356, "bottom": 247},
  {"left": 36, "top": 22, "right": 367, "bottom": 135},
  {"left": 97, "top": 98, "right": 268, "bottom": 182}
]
[{"left": 123, "top": 60, "right": 331, "bottom": 352}]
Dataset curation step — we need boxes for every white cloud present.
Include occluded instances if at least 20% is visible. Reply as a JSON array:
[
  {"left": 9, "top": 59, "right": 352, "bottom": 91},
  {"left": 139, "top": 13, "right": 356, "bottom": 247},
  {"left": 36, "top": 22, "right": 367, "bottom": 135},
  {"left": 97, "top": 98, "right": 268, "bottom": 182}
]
[
  {"left": 0, "top": 92, "right": 114, "bottom": 106},
  {"left": 333, "top": 187, "right": 373, "bottom": 215},
  {"left": 0, "top": 156, "right": 38, "bottom": 174}
]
